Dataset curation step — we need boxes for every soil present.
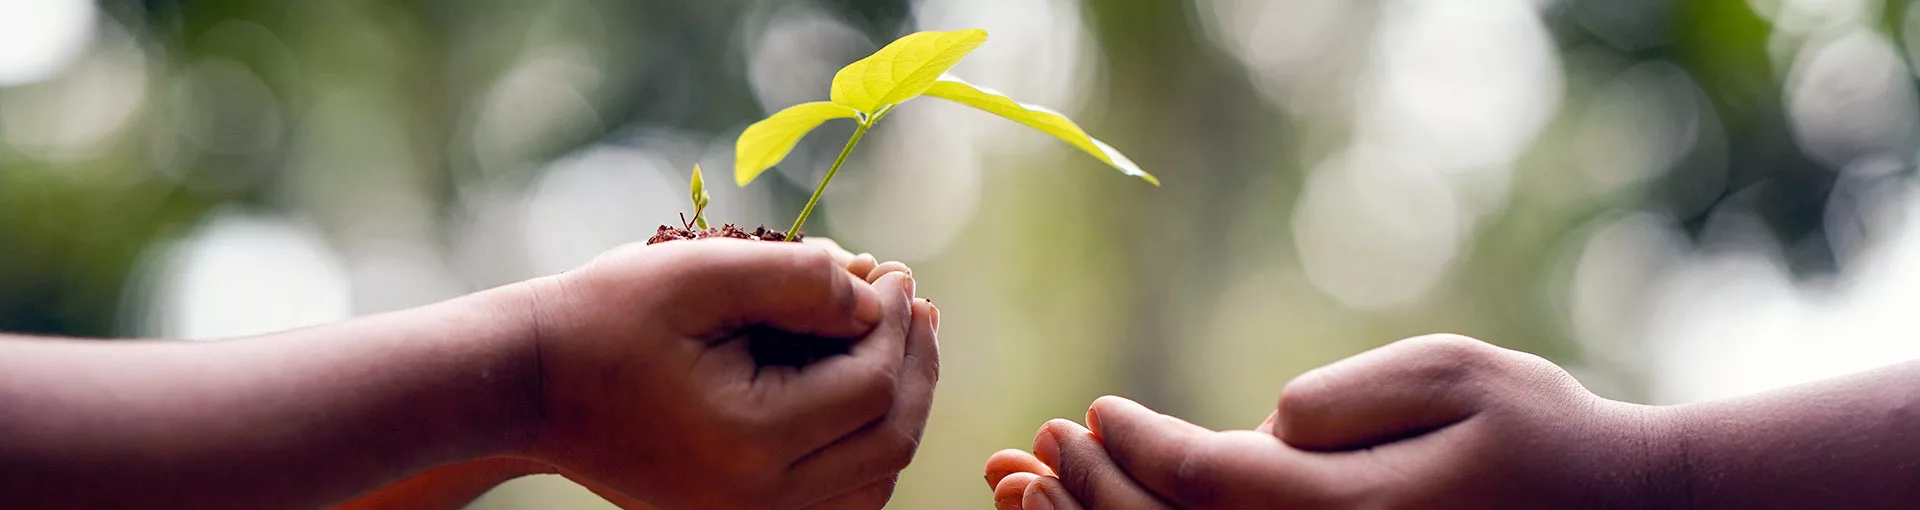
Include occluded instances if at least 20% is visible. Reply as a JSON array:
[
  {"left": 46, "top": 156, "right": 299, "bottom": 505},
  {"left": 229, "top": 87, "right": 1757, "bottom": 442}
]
[
  {"left": 739, "top": 325, "right": 854, "bottom": 368},
  {"left": 646, "top": 223, "right": 802, "bottom": 245},
  {"left": 648, "top": 221, "right": 835, "bottom": 367}
]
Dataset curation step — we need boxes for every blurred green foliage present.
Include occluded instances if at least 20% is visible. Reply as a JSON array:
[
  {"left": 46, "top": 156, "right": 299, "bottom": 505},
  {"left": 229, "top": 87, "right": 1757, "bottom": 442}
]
[{"left": 3, "top": 0, "right": 1905, "bottom": 507}]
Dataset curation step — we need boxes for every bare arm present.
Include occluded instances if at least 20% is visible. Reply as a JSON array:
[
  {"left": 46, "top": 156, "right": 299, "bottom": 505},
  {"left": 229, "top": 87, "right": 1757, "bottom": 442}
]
[
  {"left": 0, "top": 283, "right": 542, "bottom": 509},
  {"left": 991, "top": 335, "right": 1920, "bottom": 509},
  {"left": 1673, "top": 359, "right": 1920, "bottom": 508},
  {"left": 1, "top": 239, "right": 936, "bottom": 510}
]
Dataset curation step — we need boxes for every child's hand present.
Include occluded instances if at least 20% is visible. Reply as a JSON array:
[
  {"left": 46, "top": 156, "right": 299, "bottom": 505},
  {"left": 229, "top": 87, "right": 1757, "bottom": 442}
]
[
  {"left": 524, "top": 239, "right": 939, "bottom": 509},
  {"left": 802, "top": 237, "right": 904, "bottom": 283},
  {"left": 988, "top": 334, "right": 1677, "bottom": 509}
]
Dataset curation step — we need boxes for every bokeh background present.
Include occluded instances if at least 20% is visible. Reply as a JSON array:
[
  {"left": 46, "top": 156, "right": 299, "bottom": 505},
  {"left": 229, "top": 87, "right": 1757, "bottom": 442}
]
[{"left": 4, "top": 0, "right": 1920, "bottom": 507}]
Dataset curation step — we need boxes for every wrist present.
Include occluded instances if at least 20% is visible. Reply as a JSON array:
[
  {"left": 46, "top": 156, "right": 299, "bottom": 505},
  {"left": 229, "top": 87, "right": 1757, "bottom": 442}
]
[
  {"left": 1632, "top": 403, "right": 1695, "bottom": 509},
  {"left": 462, "top": 278, "right": 554, "bottom": 459}
]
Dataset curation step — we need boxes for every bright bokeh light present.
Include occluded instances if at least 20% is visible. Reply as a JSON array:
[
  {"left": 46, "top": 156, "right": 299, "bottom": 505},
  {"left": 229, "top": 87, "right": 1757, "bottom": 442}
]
[
  {"left": 1574, "top": 62, "right": 1705, "bottom": 194},
  {"left": 1749, "top": 0, "right": 1880, "bottom": 35},
  {"left": 1565, "top": 213, "right": 1689, "bottom": 379},
  {"left": 0, "top": 0, "right": 95, "bottom": 86},
  {"left": 0, "top": 20, "right": 146, "bottom": 162},
  {"left": 1783, "top": 28, "right": 1918, "bottom": 170},
  {"left": 1293, "top": 145, "right": 1464, "bottom": 309},
  {"left": 1645, "top": 187, "right": 1920, "bottom": 403},
  {"left": 473, "top": 45, "right": 605, "bottom": 177},
  {"left": 747, "top": 5, "right": 869, "bottom": 115},
  {"left": 1199, "top": 0, "right": 1368, "bottom": 113},
  {"left": 137, "top": 211, "right": 352, "bottom": 340},
  {"left": 521, "top": 144, "right": 686, "bottom": 275},
  {"left": 1359, "top": 0, "right": 1563, "bottom": 176},
  {"left": 1292, "top": 0, "right": 1561, "bottom": 308}
]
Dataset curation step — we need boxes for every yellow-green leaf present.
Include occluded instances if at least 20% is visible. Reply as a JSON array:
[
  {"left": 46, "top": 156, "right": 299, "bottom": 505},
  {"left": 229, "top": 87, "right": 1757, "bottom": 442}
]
[
  {"left": 923, "top": 76, "right": 1158, "bottom": 185},
  {"left": 830, "top": 29, "right": 988, "bottom": 114},
  {"left": 735, "top": 102, "right": 862, "bottom": 186},
  {"left": 690, "top": 164, "right": 710, "bottom": 209}
]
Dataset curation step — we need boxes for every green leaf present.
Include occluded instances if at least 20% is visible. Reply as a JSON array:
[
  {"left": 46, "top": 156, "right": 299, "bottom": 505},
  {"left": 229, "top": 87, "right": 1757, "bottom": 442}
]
[
  {"left": 734, "top": 102, "right": 862, "bottom": 186},
  {"left": 690, "top": 164, "right": 710, "bottom": 209},
  {"left": 830, "top": 29, "right": 988, "bottom": 114},
  {"left": 923, "top": 76, "right": 1158, "bottom": 185}
]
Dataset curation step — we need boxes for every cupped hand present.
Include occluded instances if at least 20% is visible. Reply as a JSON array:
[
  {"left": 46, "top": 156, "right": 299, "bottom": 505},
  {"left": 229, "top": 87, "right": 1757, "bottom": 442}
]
[
  {"left": 526, "top": 239, "right": 940, "bottom": 509},
  {"left": 804, "top": 237, "right": 910, "bottom": 285},
  {"left": 989, "top": 334, "right": 1678, "bottom": 509}
]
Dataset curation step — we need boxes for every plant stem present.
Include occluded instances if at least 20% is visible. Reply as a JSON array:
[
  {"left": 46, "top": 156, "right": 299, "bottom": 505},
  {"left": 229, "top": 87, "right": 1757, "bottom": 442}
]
[{"left": 788, "top": 121, "right": 870, "bottom": 238}]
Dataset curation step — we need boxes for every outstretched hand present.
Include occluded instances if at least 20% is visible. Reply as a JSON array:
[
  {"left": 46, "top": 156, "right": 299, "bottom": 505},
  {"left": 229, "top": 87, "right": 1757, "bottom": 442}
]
[{"left": 987, "top": 334, "right": 1673, "bottom": 509}]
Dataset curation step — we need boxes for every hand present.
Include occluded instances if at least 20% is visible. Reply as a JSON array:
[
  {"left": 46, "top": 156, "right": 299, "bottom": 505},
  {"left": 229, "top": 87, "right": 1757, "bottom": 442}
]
[
  {"left": 987, "top": 334, "right": 1678, "bottom": 509},
  {"left": 334, "top": 238, "right": 921, "bottom": 510},
  {"left": 524, "top": 239, "right": 940, "bottom": 509},
  {"left": 804, "top": 237, "right": 912, "bottom": 285}
]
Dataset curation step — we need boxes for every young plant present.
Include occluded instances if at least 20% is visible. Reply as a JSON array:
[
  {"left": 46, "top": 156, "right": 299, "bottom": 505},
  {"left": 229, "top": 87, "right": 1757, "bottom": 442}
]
[
  {"left": 652, "top": 164, "right": 801, "bottom": 244},
  {"left": 687, "top": 164, "right": 711, "bottom": 230},
  {"left": 734, "top": 28, "right": 1158, "bottom": 238}
]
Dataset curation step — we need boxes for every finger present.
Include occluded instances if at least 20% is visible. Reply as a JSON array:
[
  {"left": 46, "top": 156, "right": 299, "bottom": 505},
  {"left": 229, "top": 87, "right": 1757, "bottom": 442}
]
[
  {"left": 866, "top": 261, "right": 912, "bottom": 284},
  {"left": 796, "top": 474, "right": 900, "bottom": 510},
  {"left": 1090, "top": 397, "right": 1361, "bottom": 508},
  {"left": 985, "top": 449, "right": 1053, "bottom": 490},
  {"left": 784, "top": 285, "right": 937, "bottom": 504},
  {"left": 648, "top": 239, "right": 883, "bottom": 338},
  {"left": 1276, "top": 334, "right": 1493, "bottom": 451},
  {"left": 1036, "top": 419, "right": 1172, "bottom": 509},
  {"left": 800, "top": 237, "right": 858, "bottom": 270},
  {"left": 848, "top": 253, "right": 879, "bottom": 279},
  {"left": 1082, "top": 397, "right": 1213, "bottom": 502},
  {"left": 1024, "top": 476, "right": 1087, "bottom": 510},
  {"left": 761, "top": 272, "right": 916, "bottom": 462},
  {"left": 995, "top": 472, "right": 1042, "bottom": 510}
]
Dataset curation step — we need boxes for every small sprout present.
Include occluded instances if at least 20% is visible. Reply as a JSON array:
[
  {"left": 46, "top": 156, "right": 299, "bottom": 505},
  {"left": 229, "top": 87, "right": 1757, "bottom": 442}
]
[
  {"left": 735, "top": 28, "right": 1156, "bottom": 238},
  {"left": 689, "top": 164, "right": 711, "bottom": 230}
]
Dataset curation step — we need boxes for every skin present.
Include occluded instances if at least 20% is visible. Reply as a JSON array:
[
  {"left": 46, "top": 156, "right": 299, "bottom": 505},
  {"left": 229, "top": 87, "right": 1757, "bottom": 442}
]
[
  {"left": 336, "top": 238, "right": 928, "bottom": 510},
  {"left": 0, "top": 238, "right": 938, "bottom": 510},
  {"left": 987, "top": 334, "right": 1920, "bottom": 509}
]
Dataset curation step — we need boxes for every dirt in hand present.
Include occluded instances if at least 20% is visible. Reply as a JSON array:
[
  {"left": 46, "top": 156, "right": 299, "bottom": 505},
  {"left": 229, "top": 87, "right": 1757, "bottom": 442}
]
[
  {"left": 647, "top": 220, "right": 835, "bottom": 366},
  {"left": 646, "top": 223, "right": 803, "bottom": 245}
]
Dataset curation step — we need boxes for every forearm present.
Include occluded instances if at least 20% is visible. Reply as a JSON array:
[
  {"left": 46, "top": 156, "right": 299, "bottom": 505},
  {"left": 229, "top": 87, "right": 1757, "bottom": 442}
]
[
  {"left": 333, "top": 457, "right": 556, "bottom": 510},
  {"left": 0, "top": 281, "right": 543, "bottom": 508},
  {"left": 1666, "top": 359, "right": 1920, "bottom": 509}
]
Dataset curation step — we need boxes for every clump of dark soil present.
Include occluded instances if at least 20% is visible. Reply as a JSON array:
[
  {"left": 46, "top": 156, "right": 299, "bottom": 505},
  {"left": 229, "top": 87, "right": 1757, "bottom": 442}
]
[
  {"left": 646, "top": 223, "right": 803, "bottom": 245},
  {"left": 737, "top": 325, "right": 855, "bottom": 368},
  {"left": 648, "top": 221, "right": 834, "bottom": 367}
]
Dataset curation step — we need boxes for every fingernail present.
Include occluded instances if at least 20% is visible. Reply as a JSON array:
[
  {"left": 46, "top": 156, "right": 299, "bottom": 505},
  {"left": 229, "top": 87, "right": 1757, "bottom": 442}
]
[
  {"left": 1032, "top": 425, "right": 1061, "bottom": 469},
  {"left": 904, "top": 273, "right": 917, "bottom": 298},
  {"left": 1085, "top": 406, "right": 1101, "bottom": 439},
  {"left": 930, "top": 304, "right": 941, "bottom": 332},
  {"left": 854, "top": 283, "right": 883, "bottom": 325},
  {"left": 1023, "top": 483, "right": 1056, "bottom": 510}
]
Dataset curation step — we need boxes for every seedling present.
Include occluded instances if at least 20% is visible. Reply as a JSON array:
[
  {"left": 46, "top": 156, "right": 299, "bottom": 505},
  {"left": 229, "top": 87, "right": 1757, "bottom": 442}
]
[
  {"left": 651, "top": 28, "right": 1154, "bottom": 245},
  {"left": 685, "top": 164, "right": 711, "bottom": 230}
]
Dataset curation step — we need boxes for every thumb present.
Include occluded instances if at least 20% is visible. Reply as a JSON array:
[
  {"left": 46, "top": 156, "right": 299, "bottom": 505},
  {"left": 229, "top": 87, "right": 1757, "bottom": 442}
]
[
  {"left": 1082, "top": 396, "right": 1215, "bottom": 504},
  {"left": 648, "top": 240, "right": 883, "bottom": 338},
  {"left": 1274, "top": 334, "right": 1492, "bottom": 451}
]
